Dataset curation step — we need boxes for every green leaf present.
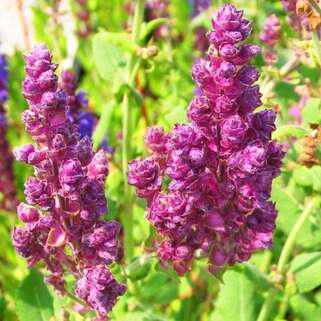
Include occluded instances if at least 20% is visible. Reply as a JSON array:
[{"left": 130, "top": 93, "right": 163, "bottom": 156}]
[
  {"left": 92, "top": 101, "right": 115, "bottom": 150},
  {"left": 92, "top": 32, "right": 127, "bottom": 83},
  {"left": 272, "top": 182, "right": 300, "bottom": 235},
  {"left": 210, "top": 270, "right": 260, "bottom": 321},
  {"left": 310, "top": 166, "right": 321, "bottom": 191},
  {"left": 272, "top": 125, "right": 307, "bottom": 141},
  {"left": 124, "top": 254, "right": 154, "bottom": 281},
  {"left": 302, "top": 98, "right": 321, "bottom": 125},
  {"left": 236, "top": 263, "right": 271, "bottom": 291},
  {"left": 290, "top": 252, "right": 321, "bottom": 293},
  {"left": 290, "top": 294, "right": 321, "bottom": 321},
  {"left": 293, "top": 167, "right": 313, "bottom": 187},
  {"left": 16, "top": 269, "right": 54, "bottom": 321}
]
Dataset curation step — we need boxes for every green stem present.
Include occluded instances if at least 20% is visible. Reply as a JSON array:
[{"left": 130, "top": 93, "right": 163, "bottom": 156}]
[
  {"left": 257, "top": 198, "right": 319, "bottom": 321},
  {"left": 122, "top": 0, "right": 146, "bottom": 262},
  {"left": 277, "top": 198, "right": 318, "bottom": 274}
]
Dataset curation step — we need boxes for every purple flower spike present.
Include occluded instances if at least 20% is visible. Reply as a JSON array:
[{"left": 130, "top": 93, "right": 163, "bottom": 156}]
[
  {"left": 0, "top": 54, "right": 18, "bottom": 212},
  {"left": 128, "top": 5, "right": 284, "bottom": 276},
  {"left": 260, "top": 15, "right": 281, "bottom": 64},
  {"left": 13, "top": 44, "right": 125, "bottom": 318}
]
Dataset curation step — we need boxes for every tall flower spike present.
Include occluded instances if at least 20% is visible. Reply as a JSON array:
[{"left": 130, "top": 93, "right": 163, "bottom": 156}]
[
  {"left": 128, "top": 4, "right": 284, "bottom": 275},
  {"left": 260, "top": 15, "right": 281, "bottom": 64},
  {"left": 0, "top": 54, "right": 17, "bottom": 212},
  {"left": 13, "top": 44, "right": 125, "bottom": 318}
]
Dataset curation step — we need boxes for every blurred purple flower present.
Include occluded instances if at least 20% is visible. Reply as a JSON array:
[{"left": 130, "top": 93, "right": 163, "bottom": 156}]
[{"left": 0, "top": 54, "right": 17, "bottom": 212}]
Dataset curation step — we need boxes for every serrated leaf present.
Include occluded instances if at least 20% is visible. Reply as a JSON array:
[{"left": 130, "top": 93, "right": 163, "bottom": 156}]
[
  {"left": 272, "top": 125, "right": 307, "bottom": 141},
  {"left": 16, "top": 269, "right": 54, "bottom": 321},
  {"left": 92, "top": 32, "right": 127, "bottom": 83},
  {"left": 210, "top": 270, "right": 260, "bottom": 321},
  {"left": 290, "top": 294, "right": 321, "bottom": 321},
  {"left": 290, "top": 252, "right": 321, "bottom": 293}
]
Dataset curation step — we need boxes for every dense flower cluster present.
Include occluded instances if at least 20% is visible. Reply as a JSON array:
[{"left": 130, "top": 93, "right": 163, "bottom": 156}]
[
  {"left": 128, "top": 5, "right": 284, "bottom": 275},
  {"left": 260, "top": 15, "right": 281, "bottom": 64},
  {"left": 12, "top": 44, "right": 125, "bottom": 318},
  {"left": 75, "top": 0, "right": 92, "bottom": 38},
  {"left": 0, "top": 54, "right": 17, "bottom": 212},
  {"left": 282, "top": 0, "right": 321, "bottom": 32}
]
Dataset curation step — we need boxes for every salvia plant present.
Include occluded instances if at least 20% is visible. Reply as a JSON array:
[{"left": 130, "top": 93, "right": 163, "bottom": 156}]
[{"left": 0, "top": 1, "right": 321, "bottom": 321}]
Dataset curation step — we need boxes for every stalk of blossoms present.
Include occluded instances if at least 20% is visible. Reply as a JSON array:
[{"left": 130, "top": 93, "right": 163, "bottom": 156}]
[
  {"left": 12, "top": 44, "right": 125, "bottom": 319},
  {"left": 260, "top": 15, "right": 281, "bottom": 64},
  {"left": 0, "top": 55, "right": 18, "bottom": 212},
  {"left": 128, "top": 5, "right": 284, "bottom": 275}
]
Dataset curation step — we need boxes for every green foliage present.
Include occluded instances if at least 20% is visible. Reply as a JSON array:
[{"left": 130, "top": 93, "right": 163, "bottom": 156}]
[
  {"left": 92, "top": 32, "right": 127, "bottom": 84},
  {"left": 210, "top": 270, "right": 261, "bottom": 321},
  {"left": 290, "top": 252, "right": 321, "bottom": 293},
  {"left": 16, "top": 269, "right": 54, "bottom": 321}
]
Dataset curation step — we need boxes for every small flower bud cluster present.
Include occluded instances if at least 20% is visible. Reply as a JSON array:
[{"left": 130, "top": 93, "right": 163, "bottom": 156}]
[
  {"left": 75, "top": 0, "right": 92, "bottom": 38},
  {"left": 0, "top": 55, "right": 17, "bottom": 212},
  {"left": 12, "top": 44, "right": 125, "bottom": 318},
  {"left": 260, "top": 15, "right": 281, "bottom": 64},
  {"left": 128, "top": 5, "right": 284, "bottom": 275}
]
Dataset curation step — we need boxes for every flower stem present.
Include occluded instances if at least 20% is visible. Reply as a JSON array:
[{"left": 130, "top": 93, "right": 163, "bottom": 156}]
[
  {"left": 121, "top": 0, "right": 145, "bottom": 262},
  {"left": 257, "top": 197, "right": 319, "bottom": 321}
]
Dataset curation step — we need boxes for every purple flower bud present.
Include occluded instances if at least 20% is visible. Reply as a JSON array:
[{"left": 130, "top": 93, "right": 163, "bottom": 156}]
[
  {"left": 238, "top": 85, "right": 262, "bottom": 113},
  {"left": 59, "top": 159, "right": 84, "bottom": 193},
  {"left": 25, "top": 177, "right": 53, "bottom": 209},
  {"left": 17, "top": 203, "right": 40, "bottom": 223},
  {"left": 144, "top": 127, "right": 168, "bottom": 153},
  {"left": 128, "top": 158, "right": 161, "bottom": 198},
  {"left": 238, "top": 66, "right": 259, "bottom": 85},
  {"left": 13, "top": 144, "right": 35, "bottom": 163},
  {"left": 188, "top": 96, "right": 213, "bottom": 124},
  {"left": 87, "top": 150, "right": 109, "bottom": 181},
  {"left": 220, "top": 115, "right": 247, "bottom": 151}
]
